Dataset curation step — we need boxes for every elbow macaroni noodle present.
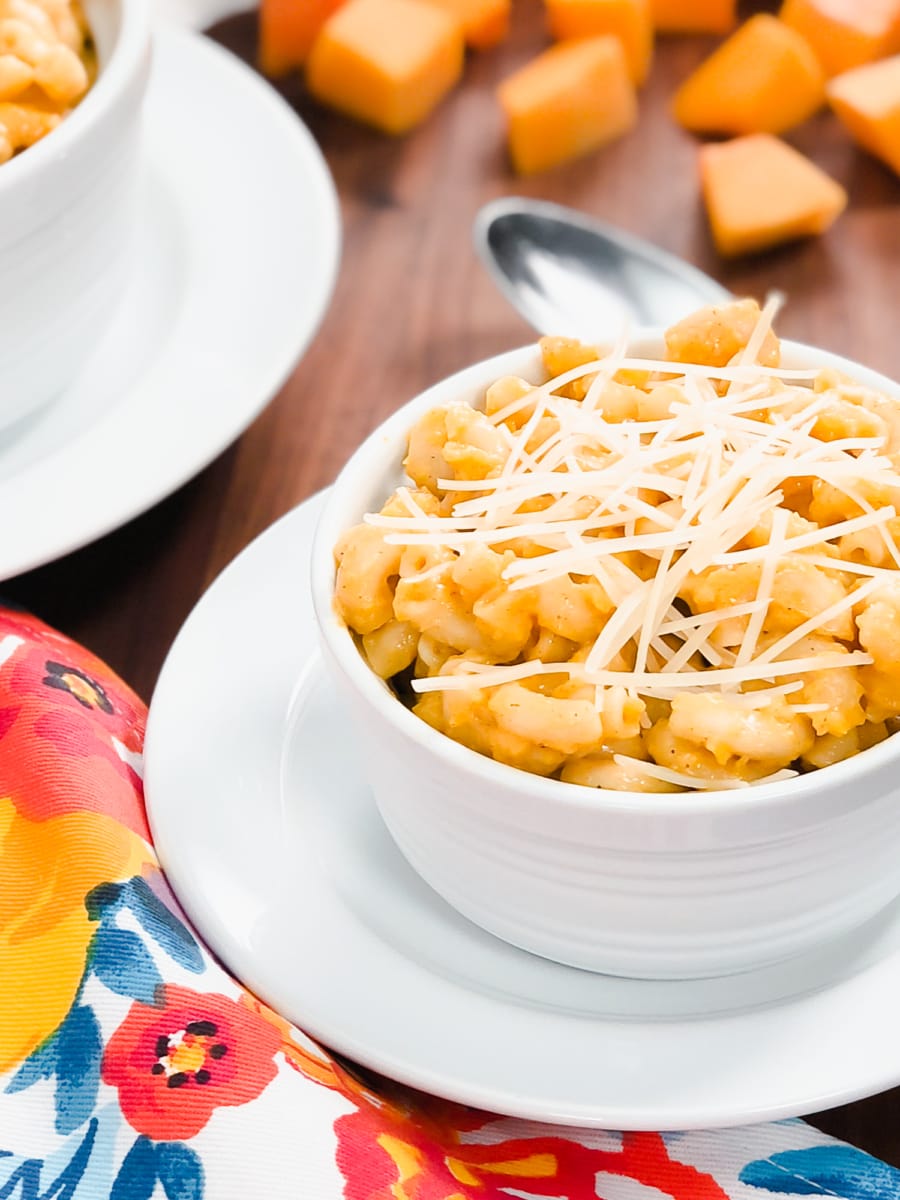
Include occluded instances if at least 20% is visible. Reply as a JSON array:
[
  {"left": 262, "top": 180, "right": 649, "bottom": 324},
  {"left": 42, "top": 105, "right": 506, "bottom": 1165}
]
[
  {"left": 0, "top": 0, "right": 93, "bottom": 163},
  {"left": 334, "top": 300, "right": 900, "bottom": 792}
]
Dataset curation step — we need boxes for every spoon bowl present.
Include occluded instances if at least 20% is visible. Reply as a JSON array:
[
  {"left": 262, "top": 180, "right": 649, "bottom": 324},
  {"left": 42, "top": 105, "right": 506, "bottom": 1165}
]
[{"left": 475, "top": 197, "right": 730, "bottom": 338}]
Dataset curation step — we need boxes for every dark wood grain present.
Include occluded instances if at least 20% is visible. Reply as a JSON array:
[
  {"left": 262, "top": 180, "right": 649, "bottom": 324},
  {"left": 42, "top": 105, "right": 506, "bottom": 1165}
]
[{"left": 6, "top": 0, "right": 900, "bottom": 1152}]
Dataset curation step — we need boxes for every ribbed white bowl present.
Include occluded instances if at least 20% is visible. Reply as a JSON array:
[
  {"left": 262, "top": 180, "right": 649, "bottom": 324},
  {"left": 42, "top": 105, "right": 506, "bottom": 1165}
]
[
  {"left": 311, "top": 339, "right": 900, "bottom": 980},
  {"left": 0, "top": 0, "right": 150, "bottom": 431}
]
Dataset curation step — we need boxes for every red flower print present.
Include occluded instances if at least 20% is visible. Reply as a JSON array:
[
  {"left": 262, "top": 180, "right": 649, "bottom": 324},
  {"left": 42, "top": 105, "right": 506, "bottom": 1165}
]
[
  {"left": 335, "top": 1098, "right": 731, "bottom": 1200},
  {"left": 0, "top": 611, "right": 149, "bottom": 840},
  {"left": 1, "top": 609, "right": 145, "bottom": 750},
  {"left": 41, "top": 660, "right": 115, "bottom": 713},
  {"left": 102, "top": 986, "right": 282, "bottom": 1140}
]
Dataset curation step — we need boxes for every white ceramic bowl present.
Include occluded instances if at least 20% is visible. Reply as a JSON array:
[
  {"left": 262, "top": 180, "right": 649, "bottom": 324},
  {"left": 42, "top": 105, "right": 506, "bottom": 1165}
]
[
  {"left": 311, "top": 338, "right": 900, "bottom": 980},
  {"left": 0, "top": 0, "right": 150, "bottom": 432}
]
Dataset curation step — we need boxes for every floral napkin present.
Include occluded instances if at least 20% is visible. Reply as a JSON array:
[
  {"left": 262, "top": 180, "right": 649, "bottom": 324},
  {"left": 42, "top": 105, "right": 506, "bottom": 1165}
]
[{"left": 0, "top": 604, "right": 897, "bottom": 1199}]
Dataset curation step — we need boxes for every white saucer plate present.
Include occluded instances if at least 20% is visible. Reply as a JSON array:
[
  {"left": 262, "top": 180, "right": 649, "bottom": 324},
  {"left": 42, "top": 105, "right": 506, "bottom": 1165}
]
[
  {"left": 146, "top": 492, "right": 900, "bottom": 1130},
  {"left": 0, "top": 28, "right": 339, "bottom": 579}
]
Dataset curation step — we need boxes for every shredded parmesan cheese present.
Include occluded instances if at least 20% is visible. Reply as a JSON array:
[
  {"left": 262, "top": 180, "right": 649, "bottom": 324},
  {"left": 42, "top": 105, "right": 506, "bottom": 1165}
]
[
  {"left": 392, "top": 331, "right": 896, "bottom": 699},
  {"left": 402, "top": 335, "right": 893, "bottom": 699},
  {"left": 337, "top": 300, "right": 900, "bottom": 791}
]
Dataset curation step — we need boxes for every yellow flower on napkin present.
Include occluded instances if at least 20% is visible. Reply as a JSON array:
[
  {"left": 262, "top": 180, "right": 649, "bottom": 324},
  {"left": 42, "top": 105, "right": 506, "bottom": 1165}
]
[{"left": 0, "top": 798, "right": 147, "bottom": 1073}]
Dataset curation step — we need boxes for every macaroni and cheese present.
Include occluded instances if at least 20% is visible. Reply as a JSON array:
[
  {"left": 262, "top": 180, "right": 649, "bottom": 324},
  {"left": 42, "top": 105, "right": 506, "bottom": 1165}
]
[
  {"left": 0, "top": 0, "right": 93, "bottom": 163},
  {"left": 334, "top": 299, "right": 900, "bottom": 792}
]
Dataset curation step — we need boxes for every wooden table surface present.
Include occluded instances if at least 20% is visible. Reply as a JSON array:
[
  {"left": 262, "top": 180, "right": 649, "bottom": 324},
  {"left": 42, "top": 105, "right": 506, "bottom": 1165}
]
[{"left": 8, "top": 0, "right": 900, "bottom": 1157}]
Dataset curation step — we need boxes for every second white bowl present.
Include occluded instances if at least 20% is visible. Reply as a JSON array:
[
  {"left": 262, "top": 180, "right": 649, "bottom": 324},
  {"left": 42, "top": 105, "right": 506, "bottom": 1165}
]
[{"left": 311, "top": 338, "right": 900, "bottom": 980}]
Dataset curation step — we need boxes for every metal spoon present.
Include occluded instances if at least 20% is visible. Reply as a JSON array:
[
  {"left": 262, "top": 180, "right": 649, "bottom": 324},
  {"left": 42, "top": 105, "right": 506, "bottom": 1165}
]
[{"left": 474, "top": 197, "right": 731, "bottom": 339}]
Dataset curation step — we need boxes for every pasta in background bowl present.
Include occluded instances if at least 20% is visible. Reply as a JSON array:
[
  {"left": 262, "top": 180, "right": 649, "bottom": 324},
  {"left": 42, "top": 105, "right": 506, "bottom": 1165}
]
[
  {"left": 311, "top": 301, "right": 900, "bottom": 980},
  {"left": 0, "top": 0, "right": 95, "bottom": 165}
]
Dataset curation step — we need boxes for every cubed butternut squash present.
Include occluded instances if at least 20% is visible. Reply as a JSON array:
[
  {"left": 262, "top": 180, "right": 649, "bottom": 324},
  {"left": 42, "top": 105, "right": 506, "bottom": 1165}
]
[
  {"left": 650, "top": 0, "right": 735, "bottom": 34},
  {"left": 306, "top": 0, "right": 465, "bottom": 135},
  {"left": 544, "top": 0, "right": 653, "bottom": 84},
  {"left": 259, "top": 0, "right": 345, "bottom": 75},
  {"left": 673, "top": 15, "right": 825, "bottom": 134},
  {"left": 497, "top": 36, "right": 637, "bottom": 173},
  {"left": 418, "top": 0, "right": 510, "bottom": 47},
  {"left": 828, "top": 54, "right": 900, "bottom": 174},
  {"left": 779, "top": 0, "right": 900, "bottom": 76},
  {"left": 699, "top": 134, "right": 848, "bottom": 257}
]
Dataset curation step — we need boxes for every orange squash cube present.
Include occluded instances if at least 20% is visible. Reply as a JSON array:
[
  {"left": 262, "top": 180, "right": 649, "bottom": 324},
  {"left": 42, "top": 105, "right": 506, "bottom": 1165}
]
[
  {"left": 779, "top": 0, "right": 900, "bottom": 76},
  {"left": 699, "top": 134, "right": 848, "bottom": 257},
  {"left": 828, "top": 55, "right": 900, "bottom": 175},
  {"left": 650, "top": 0, "right": 735, "bottom": 34},
  {"left": 497, "top": 36, "right": 637, "bottom": 173},
  {"left": 673, "top": 15, "right": 825, "bottom": 135},
  {"left": 418, "top": 0, "right": 510, "bottom": 47},
  {"left": 544, "top": 0, "right": 653, "bottom": 84},
  {"left": 306, "top": 0, "right": 465, "bottom": 135},
  {"left": 258, "top": 0, "right": 345, "bottom": 75}
]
